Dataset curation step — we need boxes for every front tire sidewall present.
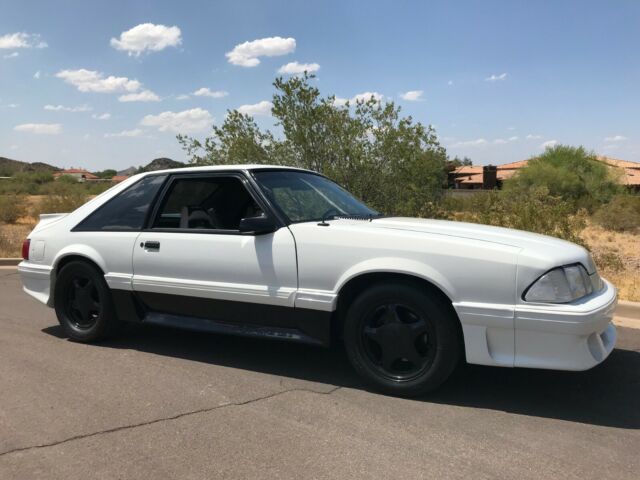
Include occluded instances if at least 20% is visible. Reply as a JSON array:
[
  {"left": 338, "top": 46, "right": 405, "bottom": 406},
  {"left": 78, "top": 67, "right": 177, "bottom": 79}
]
[
  {"left": 344, "top": 284, "right": 460, "bottom": 397},
  {"left": 54, "top": 261, "right": 118, "bottom": 342}
]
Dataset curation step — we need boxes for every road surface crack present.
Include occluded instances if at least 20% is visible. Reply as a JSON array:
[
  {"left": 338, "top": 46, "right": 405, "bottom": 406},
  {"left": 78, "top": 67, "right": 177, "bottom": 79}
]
[{"left": 0, "top": 385, "right": 342, "bottom": 458}]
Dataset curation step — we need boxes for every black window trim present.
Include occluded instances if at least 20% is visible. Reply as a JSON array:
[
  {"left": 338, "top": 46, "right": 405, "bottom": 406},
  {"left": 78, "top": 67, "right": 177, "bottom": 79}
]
[
  {"left": 143, "top": 170, "right": 285, "bottom": 236},
  {"left": 71, "top": 173, "right": 169, "bottom": 233}
]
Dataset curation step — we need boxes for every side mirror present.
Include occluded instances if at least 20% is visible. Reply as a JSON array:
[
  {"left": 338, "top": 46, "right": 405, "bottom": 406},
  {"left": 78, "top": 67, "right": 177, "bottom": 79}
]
[{"left": 239, "top": 215, "right": 278, "bottom": 235}]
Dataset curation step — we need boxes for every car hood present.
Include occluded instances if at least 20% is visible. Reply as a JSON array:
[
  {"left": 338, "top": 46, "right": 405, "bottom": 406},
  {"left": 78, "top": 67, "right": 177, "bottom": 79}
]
[{"left": 335, "top": 216, "right": 596, "bottom": 273}]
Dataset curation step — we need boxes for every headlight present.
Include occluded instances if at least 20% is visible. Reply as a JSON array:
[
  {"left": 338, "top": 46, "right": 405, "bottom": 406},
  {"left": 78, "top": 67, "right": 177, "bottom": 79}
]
[{"left": 524, "top": 264, "right": 594, "bottom": 303}]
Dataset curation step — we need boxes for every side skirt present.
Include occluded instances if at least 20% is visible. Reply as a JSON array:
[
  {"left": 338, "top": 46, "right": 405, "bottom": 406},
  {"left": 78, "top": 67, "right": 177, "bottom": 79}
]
[{"left": 111, "top": 289, "right": 332, "bottom": 347}]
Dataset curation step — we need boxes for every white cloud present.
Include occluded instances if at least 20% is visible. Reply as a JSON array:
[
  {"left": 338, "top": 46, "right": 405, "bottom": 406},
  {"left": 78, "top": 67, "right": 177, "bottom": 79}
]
[
  {"left": 493, "top": 138, "right": 508, "bottom": 145},
  {"left": 1, "top": 103, "right": 19, "bottom": 108},
  {"left": 110, "top": 23, "right": 182, "bottom": 56},
  {"left": 14, "top": 123, "right": 61, "bottom": 134},
  {"left": 508, "top": 136, "right": 519, "bottom": 141},
  {"left": 176, "top": 94, "right": 190, "bottom": 100},
  {"left": 44, "top": 104, "right": 92, "bottom": 112},
  {"left": 447, "top": 80, "right": 454, "bottom": 86},
  {"left": 118, "top": 90, "right": 160, "bottom": 102},
  {"left": 92, "top": 113, "right": 111, "bottom": 120},
  {"left": 277, "top": 61, "right": 320, "bottom": 74},
  {"left": 526, "top": 134, "right": 542, "bottom": 139},
  {"left": 56, "top": 69, "right": 141, "bottom": 93},
  {"left": 351, "top": 91, "right": 384, "bottom": 103},
  {"left": 485, "top": 72, "right": 508, "bottom": 82},
  {"left": 333, "top": 92, "right": 384, "bottom": 107},
  {"left": 604, "top": 135, "right": 627, "bottom": 142},
  {"left": 33, "top": 70, "right": 41, "bottom": 79},
  {"left": 4, "top": 52, "right": 19, "bottom": 59},
  {"left": 333, "top": 96, "right": 348, "bottom": 107},
  {"left": 104, "top": 129, "right": 144, "bottom": 138},
  {"left": 226, "top": 36, "right": 296, "bottom": 67},
  {"left": 541, "top": 139, "right": 558, "bottom": 149},
  {"left": 452, "top": 138, "right": 488, "bottom": 147},
  {"left": 140, "top": 108, "right": 212, "bottom": 133},
  {"left": 193, "top": 87, "right": 228, "bottom": 98},
  {"left": 0, "top": 32, "right": 47, "bottom": 49},
  {"left": 10, "top": 144, "right": 18, "bottom": 150},
  {"left": 237, "top": 100, "right": 273, "bottom": 117},
  {"left": 507, "top": 126, "right": 516, "bottom": 131},
  {"left": 399, "top": 90, "right": 424, "bottom": 101}
]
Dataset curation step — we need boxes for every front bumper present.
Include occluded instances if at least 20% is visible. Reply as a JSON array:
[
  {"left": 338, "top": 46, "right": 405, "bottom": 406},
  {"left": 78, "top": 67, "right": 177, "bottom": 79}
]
[{"left": 514, "top": 279, "right": 617, "bottom": 370}]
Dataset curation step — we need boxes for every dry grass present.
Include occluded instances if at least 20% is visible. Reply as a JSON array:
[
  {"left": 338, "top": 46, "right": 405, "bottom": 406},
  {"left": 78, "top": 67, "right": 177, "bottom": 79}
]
[
  {"left": 582, "top": 224, "right": 640, "bottom": 301},
  {"left": 0, "top": 222, "right": 34, "bottom": 257}
]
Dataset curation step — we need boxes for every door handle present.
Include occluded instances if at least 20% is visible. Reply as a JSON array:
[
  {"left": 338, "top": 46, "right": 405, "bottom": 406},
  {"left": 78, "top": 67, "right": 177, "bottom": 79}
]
[{"left": 142, "top": 241, "right": 160, "bottom": 250}]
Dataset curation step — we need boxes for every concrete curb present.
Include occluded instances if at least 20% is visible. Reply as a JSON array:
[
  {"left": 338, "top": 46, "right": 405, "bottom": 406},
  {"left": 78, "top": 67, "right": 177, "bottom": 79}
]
[
  {"left": 616, "top": 300, "right": 640, "bottom": 320},
  {"left": 0, "top": 258, "right": 21, "bottom": 266}
]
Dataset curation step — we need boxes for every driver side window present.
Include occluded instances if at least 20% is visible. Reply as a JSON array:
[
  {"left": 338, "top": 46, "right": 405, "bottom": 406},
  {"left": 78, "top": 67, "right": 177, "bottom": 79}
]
[{"left": 152, "top": 175, "right": 263, "bottom": 231}]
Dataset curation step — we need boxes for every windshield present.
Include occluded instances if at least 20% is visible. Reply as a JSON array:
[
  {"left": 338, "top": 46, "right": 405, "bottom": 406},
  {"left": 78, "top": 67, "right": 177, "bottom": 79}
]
[{"left": 253, "top": 170, "right": 379, "bottom": 223}]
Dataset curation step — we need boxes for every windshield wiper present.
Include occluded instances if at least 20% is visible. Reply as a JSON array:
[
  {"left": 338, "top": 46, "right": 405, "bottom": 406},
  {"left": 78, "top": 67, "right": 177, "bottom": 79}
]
[{"left": 318, "top": 212, "right": 384, "bottom": 226}]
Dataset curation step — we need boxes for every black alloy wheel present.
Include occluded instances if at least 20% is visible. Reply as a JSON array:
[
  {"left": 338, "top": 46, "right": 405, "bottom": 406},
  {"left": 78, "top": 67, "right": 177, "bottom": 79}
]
[
  {"left": 344, "top": 283, "right": 460, "bottom": 397},
  {"left": 65, "top": 275, "right": 102, "bottom": 330},
  {"left": 360, "top": 303, "right": 436, "bottom": 381},
  {"left": 54, "top": 260, "right": 120, "bottom": 342}
]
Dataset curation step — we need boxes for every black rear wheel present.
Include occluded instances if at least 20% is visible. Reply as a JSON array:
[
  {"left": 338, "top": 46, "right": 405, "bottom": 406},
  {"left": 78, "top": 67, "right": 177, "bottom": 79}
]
[
  {"left": 344, "top": 283, "right": 460, "bottom": 396},
  {"left": 54, "top": 260, "right": 120, "bottom": 342}
]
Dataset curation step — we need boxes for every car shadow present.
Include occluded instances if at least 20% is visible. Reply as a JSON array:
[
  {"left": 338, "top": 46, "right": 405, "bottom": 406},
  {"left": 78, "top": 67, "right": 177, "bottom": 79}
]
[{"left": 42, "top": 324, "right": 640, "bottom": 429}]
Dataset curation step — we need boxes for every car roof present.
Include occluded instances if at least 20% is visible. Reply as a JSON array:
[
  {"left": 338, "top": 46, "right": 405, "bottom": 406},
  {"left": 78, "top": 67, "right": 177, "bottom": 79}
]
[{"left": 140, "top": 164, "right": 315, "bottom": 177}]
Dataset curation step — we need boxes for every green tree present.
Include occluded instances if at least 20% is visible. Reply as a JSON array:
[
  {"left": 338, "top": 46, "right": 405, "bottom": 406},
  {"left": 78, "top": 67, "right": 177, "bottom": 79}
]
[
  {"left": 178, "top": 111, "right": 274, "bottom": 166},
  {"left": 178, "top": 73, "right": 446, "bottom": 216},
  {"left": 94, "top": 169, "right": 117, "bottom": 179},
  {"left": 505, "top": 145, "right": 621, "bottom": 211}
]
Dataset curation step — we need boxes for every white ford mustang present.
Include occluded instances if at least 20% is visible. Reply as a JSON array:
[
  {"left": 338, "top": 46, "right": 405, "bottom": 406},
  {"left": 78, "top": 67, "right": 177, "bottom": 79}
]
[{"left": 19, "top": 165, "right": 617, "bottom": 396}]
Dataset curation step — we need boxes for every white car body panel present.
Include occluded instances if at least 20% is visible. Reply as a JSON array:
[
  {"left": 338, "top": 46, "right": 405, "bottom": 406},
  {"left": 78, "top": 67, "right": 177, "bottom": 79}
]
[
  {"left": 18, "top": 164, "right": 617, "bottom": 372},
  {"left": 132, "top": 229, "right": 298, "bottom": 307}
]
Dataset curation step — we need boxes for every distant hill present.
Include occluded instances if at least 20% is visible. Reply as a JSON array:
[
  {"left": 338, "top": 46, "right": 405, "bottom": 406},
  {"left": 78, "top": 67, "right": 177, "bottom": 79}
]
[
  {"left": 0, "top": 157, "right": 59, "bottom": 176},
  {"left": 116, "top": 158, "right": 186, "bottom": 176},
  {"left": 116, "top": 166, "right": 138, "bottom": 176},
  {"left": 136, "top": 157, "right": 186, "bottom": 173}
]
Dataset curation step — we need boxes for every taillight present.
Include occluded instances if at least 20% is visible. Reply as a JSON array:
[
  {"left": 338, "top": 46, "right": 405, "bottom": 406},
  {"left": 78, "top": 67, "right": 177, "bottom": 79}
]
[{"left": 22, "top": 239, "right": 30, "bottom": 260}]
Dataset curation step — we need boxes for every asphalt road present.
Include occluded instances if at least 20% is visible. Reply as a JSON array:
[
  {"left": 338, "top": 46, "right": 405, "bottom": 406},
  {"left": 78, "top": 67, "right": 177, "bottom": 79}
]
[{"left": 1, "top": 268, "right": 639, "bottom": 480}]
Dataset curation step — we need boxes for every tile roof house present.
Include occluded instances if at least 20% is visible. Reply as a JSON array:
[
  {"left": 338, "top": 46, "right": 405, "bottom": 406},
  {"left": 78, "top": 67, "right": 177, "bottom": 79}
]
[
  {"left": 53, "top": 169, "right": 100, "bottom": 182},
  {"left": 450, "top": 156, "right": 640, "bottom": 191}
]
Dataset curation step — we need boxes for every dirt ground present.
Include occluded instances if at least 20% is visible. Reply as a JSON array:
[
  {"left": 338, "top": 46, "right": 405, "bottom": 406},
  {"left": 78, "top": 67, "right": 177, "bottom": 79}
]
[{"left": 1, "top": 216, "right": 638, "bottom": 301}]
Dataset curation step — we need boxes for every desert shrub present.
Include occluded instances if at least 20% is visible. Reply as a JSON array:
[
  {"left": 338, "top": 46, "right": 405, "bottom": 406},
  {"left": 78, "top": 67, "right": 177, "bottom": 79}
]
[
  {"left": 33, "top": 192, "right": 88, "bottom": 216},
  {"left": 454, "top": 187, "right": 587, "bottom": 245},
  {"left": 0, "top": 172, "right": 55, "bottom": 195},
  {"left": 591, "top": 249, "right": 625, "bottom": 273},
  {"left": 0, "top": 195, "right": 28, "bottom": 224},
  {"left": 593, "top": 194, "right": 640, "bottom": 232},
  {"left": 504, "top": 145, "right": 621, "bottom": 212}
]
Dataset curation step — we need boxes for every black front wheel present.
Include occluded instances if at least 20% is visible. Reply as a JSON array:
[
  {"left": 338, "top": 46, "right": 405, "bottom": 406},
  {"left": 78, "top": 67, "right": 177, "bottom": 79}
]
[
  {"left": 343, "top": 283, "right": 460, "bottom": 397},
  {"left": 54, "top": 260, "right": 120, "bottom": 342}
]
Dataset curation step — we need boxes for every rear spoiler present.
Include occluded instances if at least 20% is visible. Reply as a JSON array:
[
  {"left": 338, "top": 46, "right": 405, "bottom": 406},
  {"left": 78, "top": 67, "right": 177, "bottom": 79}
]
[{"left": 32, "top": 213, "right": 68, "bottom": 233}]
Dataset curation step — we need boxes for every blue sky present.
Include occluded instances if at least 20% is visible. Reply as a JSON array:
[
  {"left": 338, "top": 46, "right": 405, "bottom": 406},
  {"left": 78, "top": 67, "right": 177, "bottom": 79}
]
[{"left": 1, "top": 0, "right": 638, "bottom": 171}]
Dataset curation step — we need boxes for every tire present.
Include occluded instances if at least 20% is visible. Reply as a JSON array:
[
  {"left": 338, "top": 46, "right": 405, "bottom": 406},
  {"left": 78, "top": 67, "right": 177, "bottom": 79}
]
[
  {"left": 343, "top": 282, "right": 460, "bottom": 397},
  {"left": 54, "top": 260, "right": 121, "bottom": 342}
]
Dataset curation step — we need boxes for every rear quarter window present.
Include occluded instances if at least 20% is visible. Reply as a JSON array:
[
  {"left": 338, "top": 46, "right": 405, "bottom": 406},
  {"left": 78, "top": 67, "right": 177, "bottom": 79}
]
[{"left": 74, "top": 175, "right": 167, "bottom": 231}]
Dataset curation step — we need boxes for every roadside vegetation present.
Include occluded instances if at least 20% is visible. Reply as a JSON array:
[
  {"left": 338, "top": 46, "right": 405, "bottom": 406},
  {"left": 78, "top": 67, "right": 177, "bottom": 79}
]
[{"left": 0, "top": 74, "right": 637, "bottom": 299}]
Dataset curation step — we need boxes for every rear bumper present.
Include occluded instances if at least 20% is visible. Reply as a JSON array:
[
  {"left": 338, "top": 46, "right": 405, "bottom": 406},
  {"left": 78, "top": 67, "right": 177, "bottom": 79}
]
[
  {"left": 18, "top": 261, "right": 53, "bottom": 306},
  {"left": 514, "top": 279, "right": 617, "bottom": 370}
]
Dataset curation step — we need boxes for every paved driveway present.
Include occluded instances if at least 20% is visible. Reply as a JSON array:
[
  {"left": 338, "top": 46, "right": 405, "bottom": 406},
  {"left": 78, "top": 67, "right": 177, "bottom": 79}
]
[{"left": 1, "top": 268, "right": 638, "bottom": 479}]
